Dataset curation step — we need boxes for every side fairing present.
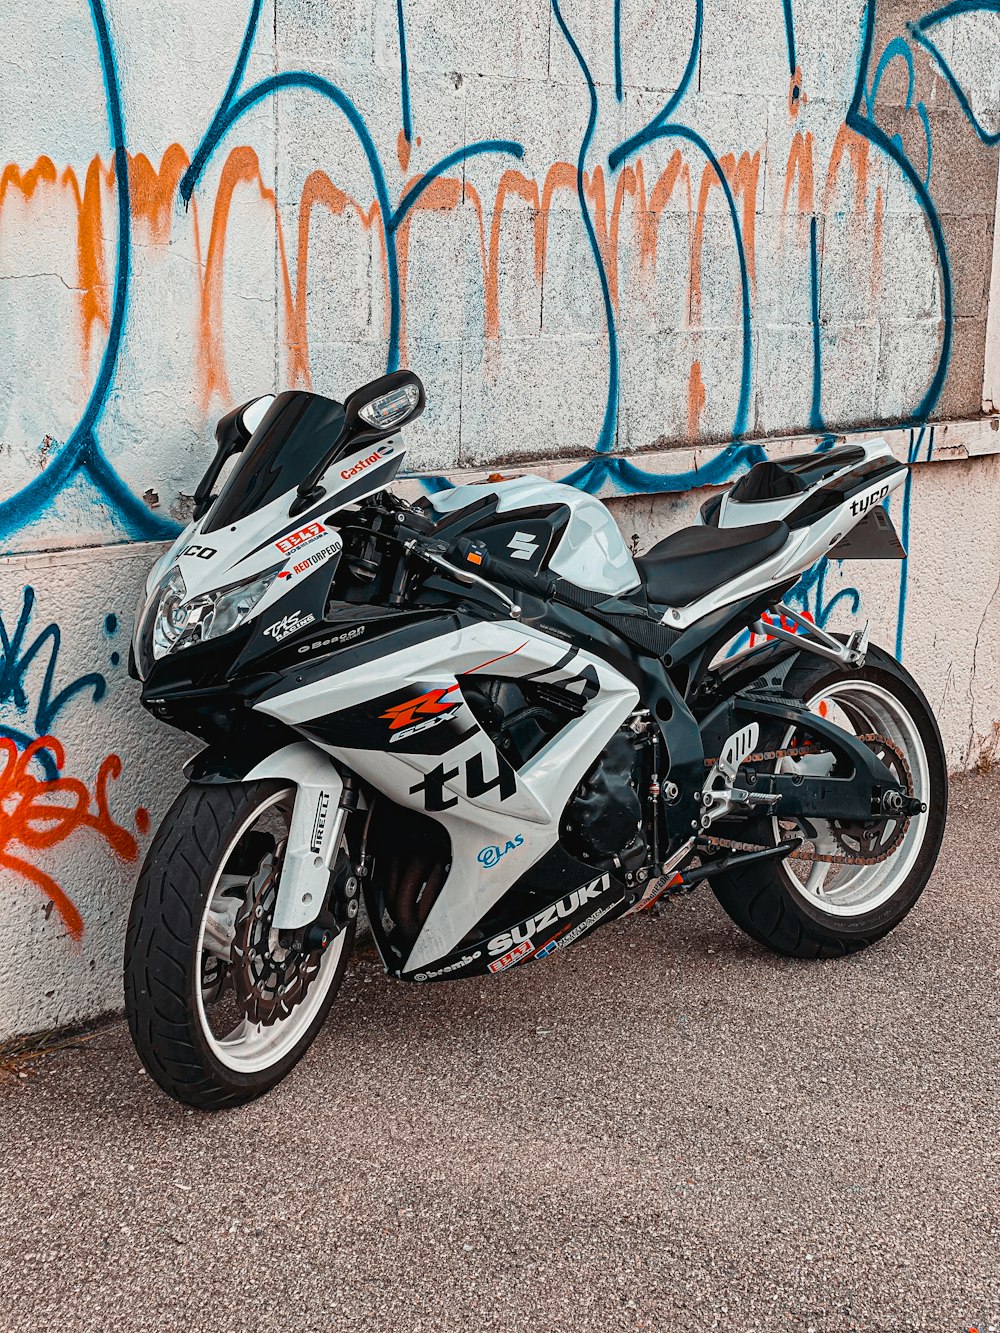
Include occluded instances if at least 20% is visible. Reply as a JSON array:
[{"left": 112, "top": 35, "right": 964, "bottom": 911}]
[{"left": 253, "top": 620, "right": 640, "bottom": 971}]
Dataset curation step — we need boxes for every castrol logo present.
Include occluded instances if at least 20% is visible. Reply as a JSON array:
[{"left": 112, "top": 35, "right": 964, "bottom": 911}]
[{"left": 341, "top": 444, "right": 394, "bottom": 480}]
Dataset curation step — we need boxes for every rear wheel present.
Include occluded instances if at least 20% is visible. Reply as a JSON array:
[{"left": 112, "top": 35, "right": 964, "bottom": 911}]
[
  {"left": 124, "top": 780, "right": 355, "bottom": 1109},
  {"left": 708, "top": 644, "right": 947, "bottom": 958}
]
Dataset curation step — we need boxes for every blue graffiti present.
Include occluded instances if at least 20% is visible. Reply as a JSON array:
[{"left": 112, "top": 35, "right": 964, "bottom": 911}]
[
  {"left": 610, "top": 0, "right": 703, "bottom": 166},
  {"left": 612, "top": 0, "right": 624, "bottom": 101},
  {"left": 0, "top": 0, "right": 178, "bottom": 548},
  {"left": 550, "top": 0, "right": 619, "bottom": 455},
  {"left": 728, "top": 557, "right": 863, "bottom": 657},
  {"left": 561, "top": 441, "right": 767, "bottom": 495},
  {"left": 910, "top": 1, "right": 1000, "bottom": 146},
  {"left": 894, "top": 424, "right": 935, "bottom": 657},
  {"left": 808, "top": 215, "right": 825, "bottom": 433},
  {"left": 417, "top": 438, "right": 771, "bottom": 497},
  {"left": 607, "top": 2, "right": 752, "bottom": 442},
  {"left": 395, "top": 0, "right": 413, "bottom": 143},
  {"left": 782, "top": 0, "right": 798, "bottom": 77},
  {"left": 622, "top": 124, "right": 753, "bottom": 441},
  {"left": 0, "top": 588, "right": 108, "bottom": 779},
  {"left": 848, "top": 1, "right": 953, "bottom": 425},
  {"left": 788, "top": 557, "right": 862, "bottom": 627},
  {"left": 866, "top": 36, "right": 933, "bottom": 186},
  {"left": 6, "top": 0, "right": 997, "bottom": 688}
]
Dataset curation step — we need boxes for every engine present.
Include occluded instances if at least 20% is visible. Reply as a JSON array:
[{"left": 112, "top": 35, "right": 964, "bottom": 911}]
[
  {"left": 463, "top": 679, "right": 650, "bottom": 873},
  {"left": 559, "top": 726, "right": 647, "bottom": 871}
]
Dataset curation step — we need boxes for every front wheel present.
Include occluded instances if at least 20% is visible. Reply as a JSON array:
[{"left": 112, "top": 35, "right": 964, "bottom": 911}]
[
  {"left": 124, "top": 780, "right": 354, "bottom": 1109},
  {"left": 709, "top": 644, "right": 947, "bottom": 958}
]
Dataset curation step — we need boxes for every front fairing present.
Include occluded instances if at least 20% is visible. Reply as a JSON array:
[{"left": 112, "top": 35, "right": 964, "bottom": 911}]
[
  {"left": 131, "top": 430, "right": 406, "bottom": 682},
  {"left": 135, "top": 598, "right": 447, "bottom": 752}
]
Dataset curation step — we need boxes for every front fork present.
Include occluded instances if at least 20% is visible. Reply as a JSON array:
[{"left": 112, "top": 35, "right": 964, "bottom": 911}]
[{"left": 238, "top": 742, "right": 359, "bottom": 931}]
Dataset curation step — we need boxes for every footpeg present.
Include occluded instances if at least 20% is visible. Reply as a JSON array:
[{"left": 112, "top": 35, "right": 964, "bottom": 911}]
[{"left": 737, "top": 788, "right": 781, "bottom": 808}]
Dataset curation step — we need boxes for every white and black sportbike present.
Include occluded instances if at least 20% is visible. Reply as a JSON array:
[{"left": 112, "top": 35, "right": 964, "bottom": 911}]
[{"left": 125, "top": 371, "right": 946, "bottom": 1109}]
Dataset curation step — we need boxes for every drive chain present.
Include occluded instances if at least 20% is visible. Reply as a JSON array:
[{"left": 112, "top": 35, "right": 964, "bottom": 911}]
[{"left": 701, "top": 733, "right": 915, "bottom": 867}]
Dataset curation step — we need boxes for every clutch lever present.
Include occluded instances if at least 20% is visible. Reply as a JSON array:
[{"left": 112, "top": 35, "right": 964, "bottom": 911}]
[{"left": 407, "top": 541, "right": 523, "bottom": 621}]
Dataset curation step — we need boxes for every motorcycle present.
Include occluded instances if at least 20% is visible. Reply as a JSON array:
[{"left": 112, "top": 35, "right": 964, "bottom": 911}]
[{"left": 125, "top": 370, "right": 947, "bottom": 1109}]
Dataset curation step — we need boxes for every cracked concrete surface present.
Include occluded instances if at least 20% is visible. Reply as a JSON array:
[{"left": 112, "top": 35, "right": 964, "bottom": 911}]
[{"left": 0, "top": 772, "right": 997, "bottom": 1332}]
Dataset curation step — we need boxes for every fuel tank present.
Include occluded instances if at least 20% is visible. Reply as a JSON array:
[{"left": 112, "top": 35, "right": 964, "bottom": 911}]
[{"left": 426, "top": 476, "right": 641, "bottom": 596}]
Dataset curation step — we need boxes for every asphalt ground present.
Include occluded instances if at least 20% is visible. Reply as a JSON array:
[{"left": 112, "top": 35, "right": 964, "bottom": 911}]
[{"left": 0, "top": 773, "right": 997, "bottom": 1333}]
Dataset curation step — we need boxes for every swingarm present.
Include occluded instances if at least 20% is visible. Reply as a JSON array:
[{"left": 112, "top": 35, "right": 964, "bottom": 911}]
[{"left": 699, "top": 691, "right": 926, "bottom": 828}]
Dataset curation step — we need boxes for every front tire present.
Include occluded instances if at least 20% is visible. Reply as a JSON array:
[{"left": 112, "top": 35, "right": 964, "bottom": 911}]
[
  {"left": 709, "top": 644, "right": 947, "bottom": 959},
  {"left": 124, "top": 780, "right": 354, "bottom": 1110}
]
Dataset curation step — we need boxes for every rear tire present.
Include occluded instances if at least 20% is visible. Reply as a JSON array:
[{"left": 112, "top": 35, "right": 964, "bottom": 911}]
[
  {"left": 124, "top": 780, "right": 354, "bottom": 1110},
  {"left": 709, "top": 644, "right": 947, "bottom": 959}
]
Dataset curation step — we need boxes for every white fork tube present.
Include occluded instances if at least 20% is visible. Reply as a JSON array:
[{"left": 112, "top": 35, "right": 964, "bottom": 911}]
[{"left": 244, "top": 742, "right": 345, "bottom": 930}]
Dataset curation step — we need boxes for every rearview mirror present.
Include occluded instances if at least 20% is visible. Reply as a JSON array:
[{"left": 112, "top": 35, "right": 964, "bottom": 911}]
[
  {"left": 214, "top": 394, "right": 275, "bottom": 452},
  {"left": 292, "top": 370, "right": 425, "bottom": 514}
]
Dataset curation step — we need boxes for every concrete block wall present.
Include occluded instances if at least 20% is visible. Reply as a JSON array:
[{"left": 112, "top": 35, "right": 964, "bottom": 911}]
[{"left": 2, "top": 0, "right": 999, "bottom": 1036}]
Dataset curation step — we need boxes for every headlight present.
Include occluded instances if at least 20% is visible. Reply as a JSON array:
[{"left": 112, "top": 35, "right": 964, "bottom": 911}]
[
  {"left": 152, "top": 569, "right": 191, "bottom": 657},
  {"left": 151, "top": 565, "right": 281, "bottom": 659}
]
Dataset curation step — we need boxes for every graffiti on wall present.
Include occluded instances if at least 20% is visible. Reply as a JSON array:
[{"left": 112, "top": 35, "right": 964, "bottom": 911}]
[
  {"left": 0, "top": 588, "right": 144, "bottom": 941},
  {"left": 0, "top": 0, "right": 994, "bottom": 753},
  {"left": 1, "top": 0, "right": 997, "bottom": 544}
]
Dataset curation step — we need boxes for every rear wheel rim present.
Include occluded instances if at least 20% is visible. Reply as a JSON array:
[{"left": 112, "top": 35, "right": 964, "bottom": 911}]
[
  {"left": 194, "top": 788, "right": 346, "bottom": 1075},
  {"left": 773, "top": 678, "right": 932, "bottom": 919}
]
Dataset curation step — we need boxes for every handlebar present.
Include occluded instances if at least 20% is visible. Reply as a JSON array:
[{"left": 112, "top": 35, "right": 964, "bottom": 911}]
[{"left": 450, "top": 537, "right": 559, "bottom": 602}]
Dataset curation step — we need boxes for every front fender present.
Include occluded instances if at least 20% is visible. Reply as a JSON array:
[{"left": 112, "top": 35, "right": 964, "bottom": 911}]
[{"left": 187, "top": 740, "right": 346, "bottom": 932}]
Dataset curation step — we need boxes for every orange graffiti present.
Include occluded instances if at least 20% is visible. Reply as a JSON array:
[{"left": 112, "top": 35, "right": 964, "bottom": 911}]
[
  {"left": 823, "top": 124, "right": 871, "bottom": 215},
  {"left": 0, "top": 154, "right": 112, "bottom": 364},
  {"left": 0, "top": 736, "right": 141, "bottom": 943},
  {"left": 465, "top": 172, "right": 538, "bottom": 344},
  {"left": 782, "top": 131, "right": 816, "bottom": 235},
  {"left": 0, "top": 122, "right": 885, "bottom": 411},
  {"left": 691, "top": 150, "right": 760, "bottom": 316},
  {"left": 198, "top": 146, "right": 294, "bottom": 404},
  {"left": 129, "top": 143, "right": 190, "bottom": 243},
  {"left": 395, "top": 173, "right": 463, "bottom": 358},
  {"left": 292, "top": 169, "right": 383, "bottom": 378},
  {"left": 634, "top": 153, "right": 692, "bottom": 270},
  {"left": 872, "top": 183, "right": 885, "bottom": 296},
  {"left": 687, "top": 360, "right": 706, "bottom": 437},
  {"left": 788, "top": 66, "right": 806, "bottom": 119}
]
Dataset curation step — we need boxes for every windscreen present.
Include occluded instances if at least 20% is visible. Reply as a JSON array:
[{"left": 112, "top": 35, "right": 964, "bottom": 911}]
[{"left": 202, "top": 390, "right": 347, "bottom": 532}]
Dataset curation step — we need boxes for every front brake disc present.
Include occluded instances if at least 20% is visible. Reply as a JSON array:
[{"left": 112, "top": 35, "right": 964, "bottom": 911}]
[{"left": 231, "top": 855, "right": 323, "bottom": 1027}]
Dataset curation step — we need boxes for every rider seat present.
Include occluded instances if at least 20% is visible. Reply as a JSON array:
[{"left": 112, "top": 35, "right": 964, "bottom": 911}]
[{"left": 636, "top": 520, "right": 790, "bottom": 608}]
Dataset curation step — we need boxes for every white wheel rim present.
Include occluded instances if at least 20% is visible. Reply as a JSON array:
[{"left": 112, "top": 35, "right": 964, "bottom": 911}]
[
  {"left": 194, "top": 789, "right": 346, "bottom": 1075},
  {"left": 773, "top": 679, "right": 932, "bottom": 919}
]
